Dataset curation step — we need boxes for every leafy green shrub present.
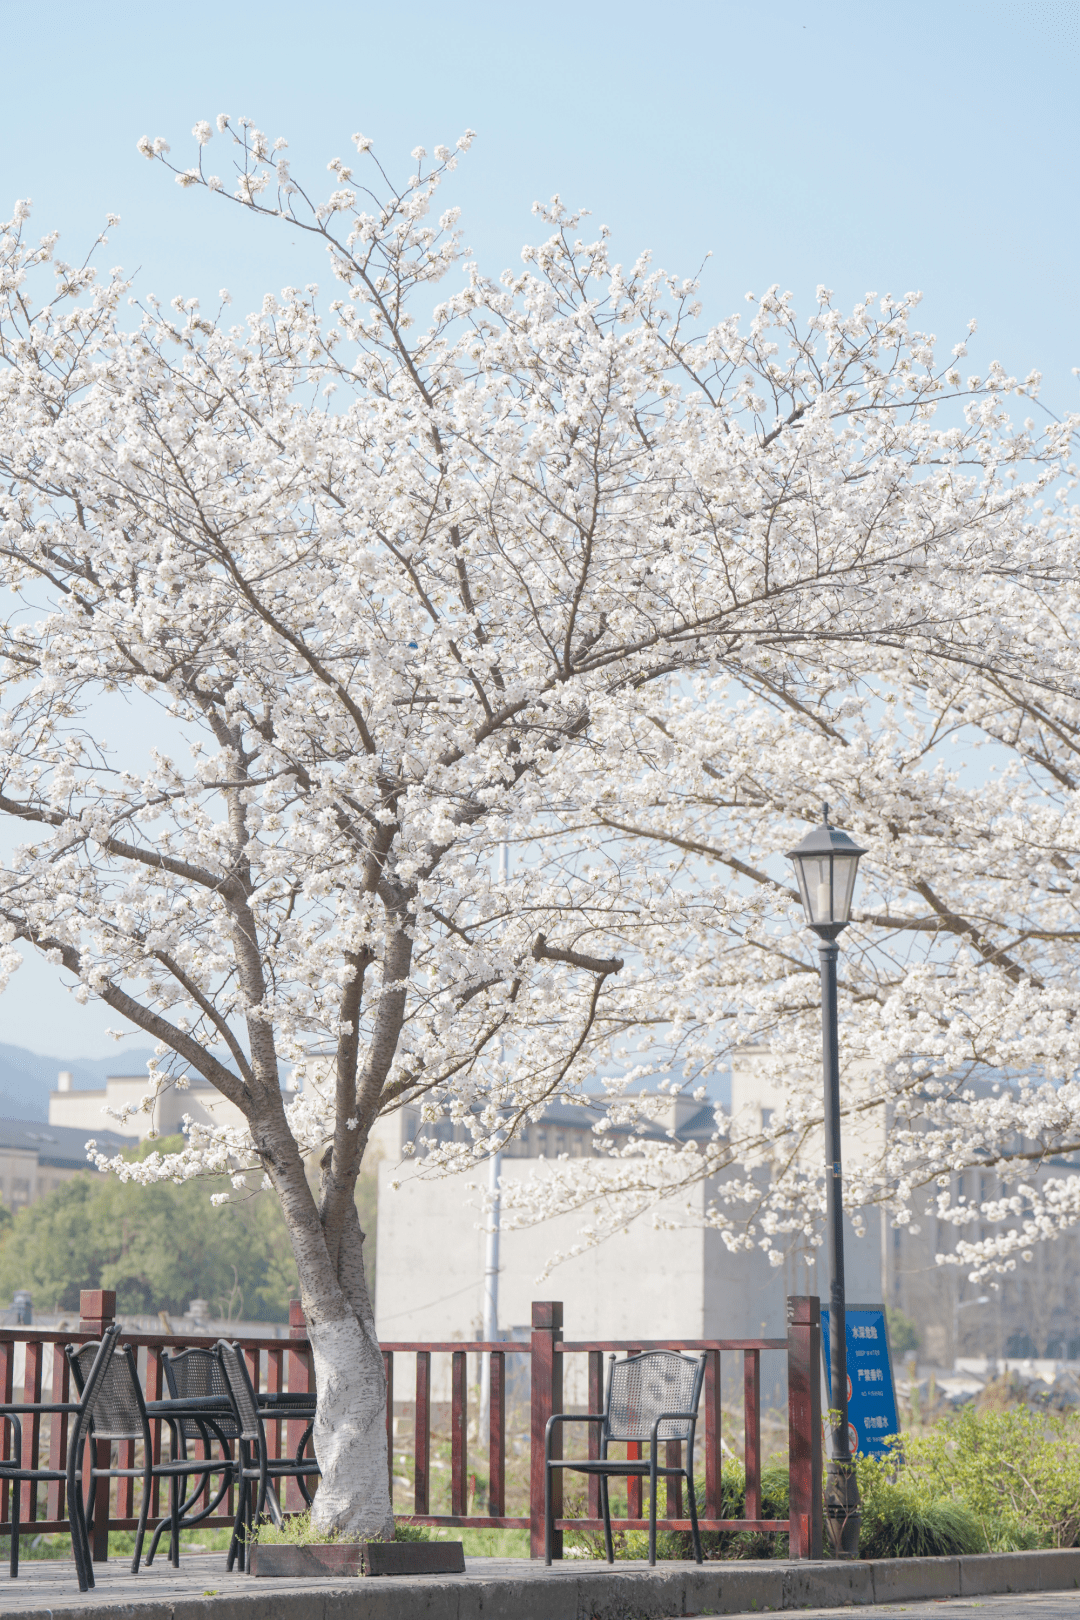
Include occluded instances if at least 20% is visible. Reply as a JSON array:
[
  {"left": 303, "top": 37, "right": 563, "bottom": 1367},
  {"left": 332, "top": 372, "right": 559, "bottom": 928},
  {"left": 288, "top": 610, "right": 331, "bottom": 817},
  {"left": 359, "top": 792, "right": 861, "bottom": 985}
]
[
  {"left": 894, "top": 1406, "right": 1080, "bottom": 1550},
  {"left": 859, "top": 1492, "right": 982, "bottom": 1559},
  {"left": 854, "top": 1406, "right": 1080, "bottom": 1556}
]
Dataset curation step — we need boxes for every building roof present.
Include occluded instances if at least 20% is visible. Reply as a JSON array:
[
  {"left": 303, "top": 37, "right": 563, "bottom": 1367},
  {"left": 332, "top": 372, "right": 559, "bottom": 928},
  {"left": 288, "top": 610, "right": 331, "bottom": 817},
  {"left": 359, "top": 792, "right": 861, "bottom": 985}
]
[
  {"left": 565, "top": 1099, "right": 718, "bottom": 1146},
  {"left": 416, "top": 1094, "right": 720, "bottom": 1154},
  {"left": 0, "top": 1117, "right": 138, "bottom": 1170}
]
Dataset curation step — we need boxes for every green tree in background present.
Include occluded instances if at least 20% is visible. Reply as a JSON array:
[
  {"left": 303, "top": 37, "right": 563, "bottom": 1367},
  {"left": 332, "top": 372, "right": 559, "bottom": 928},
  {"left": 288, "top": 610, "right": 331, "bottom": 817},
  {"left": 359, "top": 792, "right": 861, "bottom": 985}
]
[
  {"left": 0, "top": 1138, "right": 300, "bottom": 1319},
  {"left": 887, "top": 1308, "right": 922, "bottom": 1359}
]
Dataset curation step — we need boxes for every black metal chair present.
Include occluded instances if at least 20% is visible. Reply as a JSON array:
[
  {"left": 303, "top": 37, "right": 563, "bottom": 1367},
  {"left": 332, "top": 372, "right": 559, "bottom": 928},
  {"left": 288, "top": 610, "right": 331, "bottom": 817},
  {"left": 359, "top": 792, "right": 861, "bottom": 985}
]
[
  {"left": 215, "top": 1338, "right": 320, "bottom": 1572},
  {"left": 66, "top": 1336, "right": 232, "bottom": 1572},
  {"left": 0, "top": 1322, "right": 121, "bottom": 1588},
  {"left": 545, "top": 1348, "right": 708, "bottom": 1566},
  {"left": 143, "top": 1346, "right": 239, "bottom": 1565}
]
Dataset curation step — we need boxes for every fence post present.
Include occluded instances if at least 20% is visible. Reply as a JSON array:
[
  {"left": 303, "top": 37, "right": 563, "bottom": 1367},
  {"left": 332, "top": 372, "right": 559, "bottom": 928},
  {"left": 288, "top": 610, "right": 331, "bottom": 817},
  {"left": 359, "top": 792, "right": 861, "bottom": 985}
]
[
  {"left": 285, "top": 1298, "right": 312, "bottom": 1511},
  {"left": 0, "top": 1332, "right": 10, "bottom": 1527},
  {"left": 78, "top": 1290, "right": 115, "bottom": 1336},
  {"left": 46, "top": 1342, "right": 70, "bottom": 1522},
  {"left": 383, "top": 1351, "right": 395, "bottom": 1511},
  {"left": 703, "top": 1348, "right": 721, "bottom": 1522},
  {"left": 79, "top": 1291, "right": 115, "bottom": 1562},
  {"left": 19, "top": 1336, "right": 43, "bottom": 1529},
  {"left": 488, "top": 1350, "right": 505, "bottom": 1517},
  {"left": 529, "top": 1301, "right": 563, "bottom": 1559},
  {"left": 450, "top": 1350, "right": 467, "bottom": 1517},
  {"left": 414, "top": 1351, "right": 431, "bottom": 1515},
  {"left": 787, "top": 1294, "right": 823, "bottom": 1560},
  {"left": 587, "top": 1350, "right": 603, "bottom": 1520},
  {"left": 744, "top": 1348, "right": 761, "bottom": 1523}
]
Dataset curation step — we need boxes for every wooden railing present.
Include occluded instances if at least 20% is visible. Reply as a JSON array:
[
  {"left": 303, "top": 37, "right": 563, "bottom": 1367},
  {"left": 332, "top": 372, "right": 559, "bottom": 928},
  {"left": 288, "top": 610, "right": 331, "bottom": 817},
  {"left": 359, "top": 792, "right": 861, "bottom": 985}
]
[
  {"left": 1, "top": 1290, "right": 823, "bottom": 1561},
  {"left": 0, "top": 1290, "right": 313, "bottom": 1560}
]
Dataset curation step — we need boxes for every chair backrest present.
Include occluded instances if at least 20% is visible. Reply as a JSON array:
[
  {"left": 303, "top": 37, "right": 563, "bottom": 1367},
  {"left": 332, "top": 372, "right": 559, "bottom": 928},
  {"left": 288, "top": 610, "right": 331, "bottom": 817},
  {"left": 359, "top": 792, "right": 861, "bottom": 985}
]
[
  {"left": 215, "top": 1340, "right": 262, "bottom": 1445},
  {"left": 66, "top": 1327, "right": 146, "bottom": 1442},
  {"left": 163, "top": 1346, "right": 241, "bottom": 1441},
  {"left": 604, "top": 1350, "right": 707, "bottom": 1443}
]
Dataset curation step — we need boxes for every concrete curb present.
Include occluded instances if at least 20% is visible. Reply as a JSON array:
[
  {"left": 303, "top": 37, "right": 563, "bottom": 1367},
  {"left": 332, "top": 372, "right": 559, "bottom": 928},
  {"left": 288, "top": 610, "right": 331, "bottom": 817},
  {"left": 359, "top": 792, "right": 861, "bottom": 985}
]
[{"left": 6, "top": 1547, "right": 1080, "bottom": 1620}]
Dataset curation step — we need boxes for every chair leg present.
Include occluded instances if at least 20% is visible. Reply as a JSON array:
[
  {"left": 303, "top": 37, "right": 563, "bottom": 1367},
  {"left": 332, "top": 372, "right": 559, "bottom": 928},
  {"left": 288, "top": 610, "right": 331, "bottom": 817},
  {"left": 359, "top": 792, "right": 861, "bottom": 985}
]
[
  {"left": 72, "top": 1467, "right": 94, "bottom": 1590},
  {"left": 600, "top": 1474, "right": 614, "bottom": 1563},
  {"left": 145, "top": 1515, "right": 167, "bottom": 1566},
  {"left": 67, "top": 1438, "right": 90, "bottom": 1592},
  {"left": 264, "top": 1479, "right": 284, "bottom": 1527},
  {"left": 244, "top": 1474, "right": 255, "bottom": 1569},
  {"left": 687, "top": 1468, "right": 702, "bottom": 1564},
  {"left": 10, "top": 1477, "right": 19, "bottom": 1578},
  {"left": 648, "top": 1455, "right": 658, "bottom": 1566},
  {"left": 254, "top": 1455, "right": 271, "bottom": 1529},
  {"left": 544, "top": 1463, "right": 553, "bottom": 1566},
  {"left": 170, "top": 1470, "right": 181, "bottom": 1566},
  {"left": 83, "top": 1467, "right": 102, "bottom": 1581},
  {"left": 238, "top": 1479, "right": 250, "bottom": 1574},
  {"left": 226, "top": 1480, "right": 244, "bottom": 1574},
  {"left": 132, "top": 1459, "right": 152, "bottom": 1573}
]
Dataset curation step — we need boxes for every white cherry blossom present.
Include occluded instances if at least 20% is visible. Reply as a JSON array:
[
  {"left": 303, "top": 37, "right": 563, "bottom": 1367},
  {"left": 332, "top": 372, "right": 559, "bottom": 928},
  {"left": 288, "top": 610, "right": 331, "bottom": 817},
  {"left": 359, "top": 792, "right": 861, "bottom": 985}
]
[{"left": 0, "top": 116, "right": 1075, "bottom": 1535}]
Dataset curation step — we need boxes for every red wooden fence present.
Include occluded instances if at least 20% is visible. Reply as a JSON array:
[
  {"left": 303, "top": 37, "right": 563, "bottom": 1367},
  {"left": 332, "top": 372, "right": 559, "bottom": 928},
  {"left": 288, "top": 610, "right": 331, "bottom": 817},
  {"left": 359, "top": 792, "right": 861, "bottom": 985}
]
[{"left": 1, "top": 1290, "right": 823, "bottom": 1561}]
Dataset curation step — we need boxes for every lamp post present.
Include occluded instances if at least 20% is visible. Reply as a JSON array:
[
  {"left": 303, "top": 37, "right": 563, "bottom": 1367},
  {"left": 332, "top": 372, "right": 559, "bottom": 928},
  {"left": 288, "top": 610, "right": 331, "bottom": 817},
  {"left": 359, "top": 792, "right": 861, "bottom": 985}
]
[{"left": 786, "top": 803, "right": 867, "bottom": 1559}]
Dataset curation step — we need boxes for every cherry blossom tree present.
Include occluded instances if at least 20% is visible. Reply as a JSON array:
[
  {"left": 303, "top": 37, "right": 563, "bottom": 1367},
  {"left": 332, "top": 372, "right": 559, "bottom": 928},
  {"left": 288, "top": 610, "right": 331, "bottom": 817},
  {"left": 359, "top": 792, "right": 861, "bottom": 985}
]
[{"left": 0, "top": 114, "right": 1074, "bottom": 1535}]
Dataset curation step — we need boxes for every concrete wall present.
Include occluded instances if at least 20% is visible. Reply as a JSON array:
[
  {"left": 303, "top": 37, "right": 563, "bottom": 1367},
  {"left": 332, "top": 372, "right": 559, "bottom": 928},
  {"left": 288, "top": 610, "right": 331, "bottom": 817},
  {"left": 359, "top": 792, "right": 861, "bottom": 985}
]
[
  {"left": 376, "top": 1156, "right": 716, "bottom": 1406},
  {"left": 374, "top": 1155, "right": 889, "bottom": 1409},
  {"left": 376, "top": 1156, "right": 715, "bottom": 1346},
  {"left": 372, "top": 1043, "right": 888, "bottom": 1411}
]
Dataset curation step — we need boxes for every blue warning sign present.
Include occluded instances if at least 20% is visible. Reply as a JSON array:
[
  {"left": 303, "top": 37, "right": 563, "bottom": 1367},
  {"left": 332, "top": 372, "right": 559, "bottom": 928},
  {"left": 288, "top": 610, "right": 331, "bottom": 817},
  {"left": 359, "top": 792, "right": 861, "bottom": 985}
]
[{"left": 821, "top": 1303, "right": 900, "bottom": 1459}]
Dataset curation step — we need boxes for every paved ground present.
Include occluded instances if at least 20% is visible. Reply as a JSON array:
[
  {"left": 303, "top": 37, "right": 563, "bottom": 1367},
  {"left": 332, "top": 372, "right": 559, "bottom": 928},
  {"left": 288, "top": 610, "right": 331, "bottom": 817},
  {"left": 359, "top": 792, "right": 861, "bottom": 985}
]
[
  {"left": 4, "top": 1553, "right": 1080, "bottom": 1618},
  {"left": 786, "top": 1601, "right": 1080, "bottom": 1619}
]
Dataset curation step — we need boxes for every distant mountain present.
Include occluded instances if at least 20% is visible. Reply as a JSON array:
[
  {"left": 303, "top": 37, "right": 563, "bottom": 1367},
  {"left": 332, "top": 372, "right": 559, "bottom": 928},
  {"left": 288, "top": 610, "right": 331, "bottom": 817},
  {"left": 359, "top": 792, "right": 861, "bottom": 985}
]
[{"left": 0, "top": 1044, "right": 160, "bottom": 1122}]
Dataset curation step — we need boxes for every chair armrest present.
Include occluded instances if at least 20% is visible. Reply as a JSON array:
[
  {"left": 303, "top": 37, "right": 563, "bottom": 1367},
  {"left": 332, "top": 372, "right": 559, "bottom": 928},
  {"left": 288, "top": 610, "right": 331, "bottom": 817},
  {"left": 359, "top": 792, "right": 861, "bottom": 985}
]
[
  {"left": 545, "top": 1413, "right": 607, "bottom": 1460},
  {"left": 648, "top": 1410, "right": 699, "bottom": 1448},
  {"left": 258, "top": 1393, "right": 316, "bottom": 1408},
  {"left": 146, "top": 1397, "right": 230, "bottom": 1414},
  {"left": 0, "top": 1411, "right": 22, "bottom": 1451}
]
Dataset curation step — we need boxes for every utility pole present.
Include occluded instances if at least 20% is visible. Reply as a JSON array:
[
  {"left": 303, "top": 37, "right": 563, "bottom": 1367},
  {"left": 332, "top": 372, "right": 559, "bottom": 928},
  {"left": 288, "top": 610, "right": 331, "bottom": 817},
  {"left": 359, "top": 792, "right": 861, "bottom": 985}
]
[{"left": 478, "top": 841, "right": 508, "bottom": 1454}]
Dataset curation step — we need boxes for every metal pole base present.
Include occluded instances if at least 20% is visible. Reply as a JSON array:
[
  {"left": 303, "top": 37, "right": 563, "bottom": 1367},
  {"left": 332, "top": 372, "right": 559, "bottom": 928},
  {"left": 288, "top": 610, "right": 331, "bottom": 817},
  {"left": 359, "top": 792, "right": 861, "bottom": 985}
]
[{"left": 824, "top": 1458, "right": 861, "bottom": 1559}]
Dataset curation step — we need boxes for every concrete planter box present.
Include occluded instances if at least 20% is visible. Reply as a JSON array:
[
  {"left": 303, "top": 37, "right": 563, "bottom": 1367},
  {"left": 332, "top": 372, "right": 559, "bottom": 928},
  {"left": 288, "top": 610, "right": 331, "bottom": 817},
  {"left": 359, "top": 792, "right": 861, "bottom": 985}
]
[{"left": 247, "top": 1540, "right": 466, "bottom": 1578}]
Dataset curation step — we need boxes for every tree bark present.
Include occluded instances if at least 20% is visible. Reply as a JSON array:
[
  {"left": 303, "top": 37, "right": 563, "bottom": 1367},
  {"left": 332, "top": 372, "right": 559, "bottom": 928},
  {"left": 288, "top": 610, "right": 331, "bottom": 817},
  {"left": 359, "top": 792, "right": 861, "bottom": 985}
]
[
  {"left": 306, "top": 1201, "right": 390, "bottom": 1538},
  {"left": 307, "top": 1311, "right": 391, "bottom": 1539},
  {"left": 257, "top": 1097, "right": 391, "bottom": 1540}
]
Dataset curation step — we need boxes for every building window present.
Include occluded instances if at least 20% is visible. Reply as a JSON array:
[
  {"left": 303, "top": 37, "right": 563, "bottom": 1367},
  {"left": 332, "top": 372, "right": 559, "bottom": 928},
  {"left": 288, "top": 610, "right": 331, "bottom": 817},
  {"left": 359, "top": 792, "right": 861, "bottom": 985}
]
[{"left": 11, "top": 1178, "right": 31, "bottom": 1209}]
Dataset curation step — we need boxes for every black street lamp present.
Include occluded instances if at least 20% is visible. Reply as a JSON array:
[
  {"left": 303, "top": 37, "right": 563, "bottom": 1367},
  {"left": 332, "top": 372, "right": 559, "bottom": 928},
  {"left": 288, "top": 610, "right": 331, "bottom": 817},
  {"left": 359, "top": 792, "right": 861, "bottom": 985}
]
[{"left": 787, "top": 803, "right": 867, "bottom": 1559}]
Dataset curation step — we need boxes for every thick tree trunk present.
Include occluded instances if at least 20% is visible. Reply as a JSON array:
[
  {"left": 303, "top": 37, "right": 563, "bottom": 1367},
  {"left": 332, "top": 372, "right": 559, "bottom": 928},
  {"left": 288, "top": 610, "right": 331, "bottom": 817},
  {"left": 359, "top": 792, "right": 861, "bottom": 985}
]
[
  {"left": 307, "top": 1201, "right": 391, "bottom": 1539},
  {"left": 308, "top": 1312, "right": 392, "bottom": 1540},
  {"left": 258, "top": 1104, "right": 393, "bottom": 1541}
]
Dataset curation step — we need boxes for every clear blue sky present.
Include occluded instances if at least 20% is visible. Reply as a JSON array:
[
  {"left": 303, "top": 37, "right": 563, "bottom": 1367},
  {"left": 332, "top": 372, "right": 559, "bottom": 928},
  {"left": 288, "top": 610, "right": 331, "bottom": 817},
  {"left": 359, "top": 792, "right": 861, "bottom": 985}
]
[{"left": 0, "top": 0, "right": 1076, "bottom": 1059}]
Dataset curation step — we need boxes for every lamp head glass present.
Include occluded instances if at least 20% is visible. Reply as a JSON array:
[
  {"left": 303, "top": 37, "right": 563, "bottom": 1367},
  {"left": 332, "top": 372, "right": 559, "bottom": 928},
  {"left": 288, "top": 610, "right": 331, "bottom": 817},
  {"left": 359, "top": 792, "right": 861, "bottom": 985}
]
[{"left": 786, "top": 805, "right": 867, "bottom": 937}]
